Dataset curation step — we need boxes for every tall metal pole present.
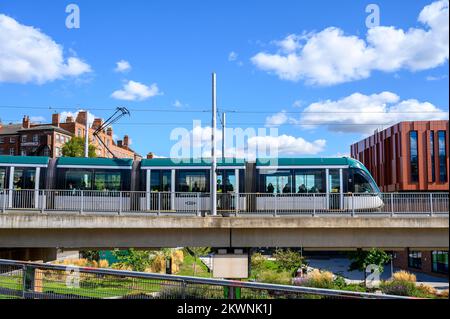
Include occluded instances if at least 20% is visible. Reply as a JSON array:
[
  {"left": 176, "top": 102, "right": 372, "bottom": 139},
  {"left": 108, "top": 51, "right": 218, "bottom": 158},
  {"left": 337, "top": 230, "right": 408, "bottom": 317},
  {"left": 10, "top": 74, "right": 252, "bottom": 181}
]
[
  {"left": 222, "top": 112, "right": 226, "bottom": 160},
  {"left": 84, "top": 113, "right": 89, "bottom": 158},
  {"left": 211, "top": 73, "right": 217, "bottom": 216}
]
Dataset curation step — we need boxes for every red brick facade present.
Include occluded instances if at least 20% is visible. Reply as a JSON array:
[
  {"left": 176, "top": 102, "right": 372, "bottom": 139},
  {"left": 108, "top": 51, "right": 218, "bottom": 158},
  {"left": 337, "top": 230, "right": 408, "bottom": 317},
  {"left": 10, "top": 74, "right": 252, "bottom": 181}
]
[
  {"left": 393, "top": 249, "right": 448, "bottom": 278},
  {"left": 350, "top": 121, "right": 449, "bottom": 192}
]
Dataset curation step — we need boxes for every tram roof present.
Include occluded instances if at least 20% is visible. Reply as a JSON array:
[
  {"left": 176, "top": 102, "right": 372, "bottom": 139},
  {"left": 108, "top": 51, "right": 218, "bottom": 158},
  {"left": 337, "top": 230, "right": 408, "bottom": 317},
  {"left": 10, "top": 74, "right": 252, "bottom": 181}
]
[
  {"left": 0, "top": 155, "right": 49, "bottom": 167},
  {"left": 140, "top": 158, "right": 246, "bottom": 169},
  {"left": 57, "top": 157, "right": 133, "bottom": 169},
  {"left": 256, "top": 157, "right": 370, "bottom": 173}
]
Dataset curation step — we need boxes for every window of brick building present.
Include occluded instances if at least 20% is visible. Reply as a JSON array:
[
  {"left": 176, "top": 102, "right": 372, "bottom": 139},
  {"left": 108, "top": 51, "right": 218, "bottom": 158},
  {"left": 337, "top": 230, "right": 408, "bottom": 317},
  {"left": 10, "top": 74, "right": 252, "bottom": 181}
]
[
  {"left": 409, "top": 131, "right": 419, "bottom": 183},
  {"left": 33, "top": 134, "right": 39, "bottom": 143},
  {"left": 408, "top": 250, "right": 422, "bottom": 269},
  {"left": 21, "top": 135, "right": 27, "bottom": 143},
  {"left": 432, "top": 251, "right": 448, "bottom": 274},
  {"left": 430, "top": 131, "right": 436, "bottom": 183},
  {"left": 10, "top": 137, "right": 15, "bottom": 144},
  {"left": 9, "top": 148, "right": 15, "bottom": 155},
  {"left": 438, "top": 131, "right": 447, "bottom": 183},
  {"left": 0, "top": 137, "right": 3, "bottom": 144}
]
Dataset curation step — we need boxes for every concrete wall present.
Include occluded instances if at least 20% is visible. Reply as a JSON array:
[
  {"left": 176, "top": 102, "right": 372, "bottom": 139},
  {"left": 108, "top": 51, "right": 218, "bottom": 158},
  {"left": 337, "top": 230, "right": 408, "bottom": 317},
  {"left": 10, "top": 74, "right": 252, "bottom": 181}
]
[{"left": 0, "top": 214, "right": 447, "bottom": 249}]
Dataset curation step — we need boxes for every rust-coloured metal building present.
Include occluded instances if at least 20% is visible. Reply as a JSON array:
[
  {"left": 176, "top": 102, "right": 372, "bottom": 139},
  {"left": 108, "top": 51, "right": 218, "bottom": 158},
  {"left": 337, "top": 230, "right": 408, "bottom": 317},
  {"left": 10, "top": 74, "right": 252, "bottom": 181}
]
[{"left": 350, "top": 120, "right": 449, "bottom": 192}]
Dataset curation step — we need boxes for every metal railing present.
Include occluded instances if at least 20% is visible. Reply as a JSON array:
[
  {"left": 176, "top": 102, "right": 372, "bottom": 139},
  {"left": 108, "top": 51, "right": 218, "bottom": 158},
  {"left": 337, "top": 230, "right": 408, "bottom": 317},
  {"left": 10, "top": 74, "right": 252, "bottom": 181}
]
[
  {"left": 0, "top": 189, "right": 448, "bottom": 217},
  {"left": 0, "top": 259, "right": 414, "bottom": 299}
]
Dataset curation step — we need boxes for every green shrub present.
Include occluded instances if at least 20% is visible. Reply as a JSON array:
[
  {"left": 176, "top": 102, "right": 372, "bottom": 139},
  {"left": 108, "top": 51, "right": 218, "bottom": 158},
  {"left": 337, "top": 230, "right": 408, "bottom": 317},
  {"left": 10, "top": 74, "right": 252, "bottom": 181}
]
[
  {"left": 381, "top": 280, "right": 416, "bottom": 296},
  {"left": 257, "top": 270, "right": 292, "bottom": 285}
]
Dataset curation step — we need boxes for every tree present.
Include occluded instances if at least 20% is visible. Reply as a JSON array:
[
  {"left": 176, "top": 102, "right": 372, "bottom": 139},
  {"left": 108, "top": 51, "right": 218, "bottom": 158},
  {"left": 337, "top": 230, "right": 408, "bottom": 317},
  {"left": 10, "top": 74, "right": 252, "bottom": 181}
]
[
  {"left": 111, "top": 248, "right": 153, "bottom": 272},
  {"left": 188, "top": 247, "right": 211, "bottom": 275},
  {"left": 348, "top": 248, "right": 392, "bottom": 285},
  {"left": 273, "top": 248, "right": 306, "bottom": 276},
  {"left": 250, "top": 252, "right": 267, "bottom": 280},
  {"left": 62, "top": 136, "right": 97, "bottom": 158}
]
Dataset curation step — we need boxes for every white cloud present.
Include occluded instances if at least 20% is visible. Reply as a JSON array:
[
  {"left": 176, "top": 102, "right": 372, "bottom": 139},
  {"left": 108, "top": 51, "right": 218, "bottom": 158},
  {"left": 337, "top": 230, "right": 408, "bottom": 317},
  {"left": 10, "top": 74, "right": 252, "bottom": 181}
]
[
  {"left": 287, "top": 91, "right": 449, "bottom": 133},
  {"left": 111, "top": 80, "right": 161, "bottom": 101},
  {"left": 292, "top": 100, "right": 303, "bottom": 108},
  {"left": 114, "top": 60, "right": 131, "bottom": 73},
  {"left": 251, "top": 0, "right": 449, "bottom": 85},
  {"left": 426, "top": 74, "right": 448, "bottom": 80},
  {"left": 228, "top": 51, "right": 238, "bottom": 61},
  {"left": 265, "top": 110, "right": 288, "bottom": 127},
  {"left": 0, "top": 14, "right": 91, "bottom": 84},
  {"left": 173, "top": 100, "right": 183, "bottom": 107},
  {"left": 171, "top": 124, "right": 326, "bottom": 159}
]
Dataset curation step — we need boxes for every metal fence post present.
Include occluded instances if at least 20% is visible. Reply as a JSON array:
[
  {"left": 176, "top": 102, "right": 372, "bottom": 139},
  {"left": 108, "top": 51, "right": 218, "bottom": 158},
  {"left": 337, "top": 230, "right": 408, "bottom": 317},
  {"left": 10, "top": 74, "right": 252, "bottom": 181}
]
[
  {"left": 351, "top": 193, "right": 355, "bottom": 217},
  {"left": 273, "top": 193, "right": 277, "bottom": 217},
  {"left": 22, "top": 265, "right": 36, "bottom": 299},
  {"left": 1, "top": 190, "right": 5, "bottom": 213},
  {"left": 312, "top": 193, "right": 316, "bottom": 217},
  {"left": 197, "top": 193, "right": 201, "bottom": 217},
  {"left": 390, "top": 193, "right": 394, "bottom": 217},
  {"left": 235, "top": 192, "right": 239, "bottom": 216},
  {"left": 158, "top": 192, "right": 161, "bottom": 216},
  {"left": 80, "top": 190, "right": 84, "bottom": 215},
  {"left": 430, "top": 193, "right": 434, "bottom": 216},
  {"left": 119, "top": 191, "right": 122, "bottom": 215}
]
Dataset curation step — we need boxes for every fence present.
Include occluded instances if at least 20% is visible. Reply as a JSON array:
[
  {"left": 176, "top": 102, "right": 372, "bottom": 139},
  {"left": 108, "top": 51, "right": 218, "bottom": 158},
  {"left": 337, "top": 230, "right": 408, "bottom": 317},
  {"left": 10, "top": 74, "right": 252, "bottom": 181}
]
[
  {"left": 0, "top": 189, "right": 448, "bottom": 217},
  {"left": 0, "top": 259, "right": 413, "bottom": 299}
]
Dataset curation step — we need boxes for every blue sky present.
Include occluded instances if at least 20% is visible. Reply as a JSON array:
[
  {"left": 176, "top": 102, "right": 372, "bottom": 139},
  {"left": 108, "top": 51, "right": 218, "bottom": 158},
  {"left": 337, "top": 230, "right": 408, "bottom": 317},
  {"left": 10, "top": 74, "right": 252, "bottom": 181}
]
[{"left": 0, "top": 0, "right": 448, "bottom": 158}]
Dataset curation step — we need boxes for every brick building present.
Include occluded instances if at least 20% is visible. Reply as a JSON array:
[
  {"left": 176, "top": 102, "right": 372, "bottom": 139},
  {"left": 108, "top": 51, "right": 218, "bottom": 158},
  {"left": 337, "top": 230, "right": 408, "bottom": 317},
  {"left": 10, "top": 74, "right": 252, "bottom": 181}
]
[
  {"left": 351, "top": 120, "right": 448, "bottom": 278},
  {"left": 0, "top": 112, "right": 141, "bottom": 159},
  {"left": 350, "top": 120, "right": 449, "bottom": 192}
]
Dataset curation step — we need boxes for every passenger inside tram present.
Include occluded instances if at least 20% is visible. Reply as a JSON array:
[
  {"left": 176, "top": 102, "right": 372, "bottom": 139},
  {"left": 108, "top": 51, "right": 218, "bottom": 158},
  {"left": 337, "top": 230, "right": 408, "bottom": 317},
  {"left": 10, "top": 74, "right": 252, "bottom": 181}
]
[{"left": 298, "top": 184, "right": 307, "bottom": 193}]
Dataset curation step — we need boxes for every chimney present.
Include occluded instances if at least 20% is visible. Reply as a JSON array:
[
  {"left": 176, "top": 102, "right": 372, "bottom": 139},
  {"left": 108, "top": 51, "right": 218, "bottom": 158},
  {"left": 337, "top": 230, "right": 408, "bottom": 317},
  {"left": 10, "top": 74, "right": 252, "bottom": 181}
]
[
  {"left": 76, "top": 111, "right": 87, "bottom": 125},
  {"left": 52, "top": 113, "right": 60, "bottom": 127},
  {"left": 92, "top": 118, "right": 103, "bottom": 130},
  {"left": 117, "top": 140, "right": 123, "bottom": 147},
  {"left": 147, "top": 152, "right": 154, "bottom": 159},
  {"left": 123, "top": 135, "right": 129, "bottom": 147},
  {"left": 106, "top": 127, "right": 113, "bottom": 136},
  {"left": 22, "top": 116, "right": 30, "bottom": 129},
  {"left": 66, "top": 116, "right": 74, "bottom": 123}
]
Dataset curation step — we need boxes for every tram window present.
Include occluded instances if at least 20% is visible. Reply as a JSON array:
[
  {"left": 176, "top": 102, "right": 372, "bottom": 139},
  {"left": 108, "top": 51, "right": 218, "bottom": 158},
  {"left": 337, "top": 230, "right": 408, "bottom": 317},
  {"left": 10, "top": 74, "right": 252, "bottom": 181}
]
[
  {"left": 0, "top": 168, "right": 5, "bottom": 189},
  {"left": 150, "top": 171, "right": 161, "bottom": 191},
  {"left": 13, "top": 168, "right": 36, "bottom": 190},
  {"left": 65, "top": 170, "right": 92, "bottom": 190},
  {"left": 150, "top": 170, "right": 171, "bottom": 192},
  {"left": 177, "top": 170, "right": 208, "bottom": 192},
  {"left": 259, "top": 169, "right": 292, "bottom": 194},
  {"left": 94, "top": 171, "right": 121, "bottom": 191},
  {"left": 217, "top": 170, "right": 236, "bottom": 193},
  {"left": 294, "top": 169, "right": 325, "bottom": 193},
  {"left": 352, "top": 170, "right": 376, "bottom": 193}
]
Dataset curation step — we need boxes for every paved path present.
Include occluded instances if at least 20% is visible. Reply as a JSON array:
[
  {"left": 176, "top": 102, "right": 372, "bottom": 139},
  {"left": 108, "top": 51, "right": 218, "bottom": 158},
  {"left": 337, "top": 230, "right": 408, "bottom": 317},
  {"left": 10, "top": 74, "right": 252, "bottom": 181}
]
[{"left": 306, "top": 257, "right": 448, "bottom": 291}]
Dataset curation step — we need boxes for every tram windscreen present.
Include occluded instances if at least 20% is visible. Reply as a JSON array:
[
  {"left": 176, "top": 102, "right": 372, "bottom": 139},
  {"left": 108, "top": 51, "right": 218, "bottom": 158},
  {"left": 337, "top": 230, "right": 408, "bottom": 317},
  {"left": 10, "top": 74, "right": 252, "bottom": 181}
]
[{"left": 351, "top": 169, "right": 378, "bottom": 193}]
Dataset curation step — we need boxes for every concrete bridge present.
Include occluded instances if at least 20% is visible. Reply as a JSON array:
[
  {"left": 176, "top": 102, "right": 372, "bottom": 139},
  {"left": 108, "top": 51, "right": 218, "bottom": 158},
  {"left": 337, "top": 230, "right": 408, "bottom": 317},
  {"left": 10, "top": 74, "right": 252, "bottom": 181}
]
[{"left": 0, "top": 212, "right": 447, "bottom": 250}]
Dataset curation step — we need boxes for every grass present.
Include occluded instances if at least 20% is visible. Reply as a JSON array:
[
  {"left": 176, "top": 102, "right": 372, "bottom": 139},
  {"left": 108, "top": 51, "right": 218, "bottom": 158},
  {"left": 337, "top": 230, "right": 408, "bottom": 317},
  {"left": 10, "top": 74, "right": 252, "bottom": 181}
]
[{"left": 177, "top": 249, "right": 211, "bottom": 278}]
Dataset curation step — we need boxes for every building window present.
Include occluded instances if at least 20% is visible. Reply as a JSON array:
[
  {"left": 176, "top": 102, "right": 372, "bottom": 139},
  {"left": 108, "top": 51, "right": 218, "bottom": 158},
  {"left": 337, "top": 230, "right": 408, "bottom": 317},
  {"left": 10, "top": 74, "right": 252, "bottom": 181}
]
[
  {"left": 438, "top": 131, "right": 447, "bottom": 183},
  {"left": 33, "top": 134, "right": 39, "bottom": 143},
  {"left": 408, "top": 250, "right": 422, "bottom": 269},
  {"left": 77, "top": 129, "right": 82, "bottom": 137},
  {"left": 10, "top": 137, "right": 15, "bottom": 144},
  {"left": 430, "top": 131, "right": 435, "bottom": 183},
  {"left": 0, "top": 137, "right": 3, "bottom": 144},
  {"left": 56, "top": 147, "right": 61, "bottom": 157},
  {"left": 21, "top": 135, "right": 27, "bottom": 143},
  {"left": 21, "top": 150, "right": 26, "bottom": 156},
  {"left": 9, "top": 148, "right": 15, "bottom": 155},
  {"left": 410, "top": 131, "right": 419, "bottom": 183},
  {"left": 432, "top": 251, "right": 448, "bottom": 274}
]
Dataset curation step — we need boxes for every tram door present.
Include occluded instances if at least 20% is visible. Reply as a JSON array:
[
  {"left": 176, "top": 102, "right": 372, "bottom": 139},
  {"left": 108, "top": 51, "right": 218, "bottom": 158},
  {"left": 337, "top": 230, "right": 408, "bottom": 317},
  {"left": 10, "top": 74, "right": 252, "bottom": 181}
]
[
  {"left": 13, "top": 168, "right": 36, "bottom": 208},
  {"left": 328, "top": 169, "right": 341, "bottom": 210}
]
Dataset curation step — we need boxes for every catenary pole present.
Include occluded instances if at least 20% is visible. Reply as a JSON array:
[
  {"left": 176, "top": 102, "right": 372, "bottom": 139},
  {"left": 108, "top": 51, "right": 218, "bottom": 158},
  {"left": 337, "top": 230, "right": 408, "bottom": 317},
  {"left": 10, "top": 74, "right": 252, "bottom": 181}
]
[
  {"left": 211, "top": 73, "right": 217, "bottom": 216},
  {"left": 84, "top": 112, "right": 89, "bottom": 158}
]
